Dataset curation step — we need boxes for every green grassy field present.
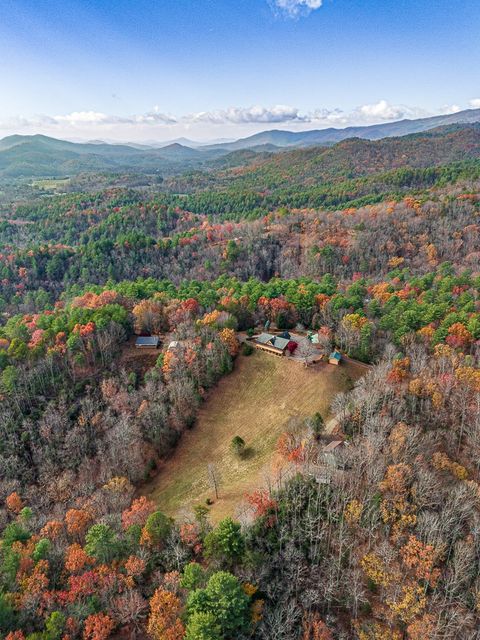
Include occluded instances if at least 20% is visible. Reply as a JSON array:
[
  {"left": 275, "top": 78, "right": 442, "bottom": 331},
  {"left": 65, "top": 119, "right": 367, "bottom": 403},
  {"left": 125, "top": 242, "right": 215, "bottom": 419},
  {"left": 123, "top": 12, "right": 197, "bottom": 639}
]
[
  {"left": 141, "top": 350, "right": 365, "bottom": 522},
  {"left": 31, "top": 177, "right": 71, "bottom": 190}
]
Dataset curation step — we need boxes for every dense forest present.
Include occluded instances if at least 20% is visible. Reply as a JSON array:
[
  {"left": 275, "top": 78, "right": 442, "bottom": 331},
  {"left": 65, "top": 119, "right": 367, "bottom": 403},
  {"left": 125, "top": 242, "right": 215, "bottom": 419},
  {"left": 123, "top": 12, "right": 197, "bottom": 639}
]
[{"left": 1, "top": 125, "right": 480, "bottom": 639}]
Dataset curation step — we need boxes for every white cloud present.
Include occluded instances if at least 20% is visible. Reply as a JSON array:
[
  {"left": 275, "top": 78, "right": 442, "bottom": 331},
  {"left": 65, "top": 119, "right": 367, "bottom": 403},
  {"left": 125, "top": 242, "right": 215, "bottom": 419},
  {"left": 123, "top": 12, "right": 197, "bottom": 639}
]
[
  {"left": 272, "top": 0, "right": 323, "bottom": 18},
  {"left": 358, "top": 99, "right": 410, "bottom": 121},
  {"left": 187, "top": 105, "right": 305, "bottom": 124},
  {"left": 438, "top": 104, "right": 462, "bottom": 115},
  {"left": 469, "top": 98, "right": 480, "bottom": 109},
  {"left": 0, "top": 109, "right": 177, "bottom": 131},
  {"left": 0, "top": 106, "right": 302, "bottom": 133},
  {"left": 356, "top": 100, "right": 429, "bottom": 123},
  {"left": 0, "top": 114, "right": 59, "bottom": 130},
  {"left": 54, "top": 109, "right": 176, "bottom": 126},
  {"left": 55, "top": 111, "right": 111, "bottom": 125},
  {"left": 0, "top": 100, "right": 474, "bottom": 142},
  {"left": 186, "top": 101, "right": 429, "bottom": 127},
  {"left": 307, "top": 101, "right": 429, "bottom": 126}
]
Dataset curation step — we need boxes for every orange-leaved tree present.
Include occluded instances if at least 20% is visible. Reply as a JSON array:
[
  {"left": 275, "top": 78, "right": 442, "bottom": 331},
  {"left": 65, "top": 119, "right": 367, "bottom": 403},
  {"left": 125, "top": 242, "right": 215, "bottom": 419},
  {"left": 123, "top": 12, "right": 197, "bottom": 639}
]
[
  {"left": 122, "top": 496, "right": 156, "bottom": 530},
  {"left": 6, "top": 491, "right": 24, "bottom": 514},
  {"left": 83, "top": 612, "right": 115, "bottom": 640},
  {"left": 147, "top": 588, "right": 185, "bottom": 640}
]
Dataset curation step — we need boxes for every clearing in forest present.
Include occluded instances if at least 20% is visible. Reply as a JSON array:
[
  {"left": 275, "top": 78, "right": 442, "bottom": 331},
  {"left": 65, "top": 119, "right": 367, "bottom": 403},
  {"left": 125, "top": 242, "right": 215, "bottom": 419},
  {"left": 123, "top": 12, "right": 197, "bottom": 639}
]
[{"left": 141, "top": 350, "right": 365, "bottom": 522}]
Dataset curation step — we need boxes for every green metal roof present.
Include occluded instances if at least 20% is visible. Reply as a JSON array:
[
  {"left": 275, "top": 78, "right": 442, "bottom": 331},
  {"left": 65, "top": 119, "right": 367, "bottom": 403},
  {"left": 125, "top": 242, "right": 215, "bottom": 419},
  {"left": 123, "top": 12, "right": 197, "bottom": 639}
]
[{"left": 255, "top": 333, "right": 290, "bottom": 351}]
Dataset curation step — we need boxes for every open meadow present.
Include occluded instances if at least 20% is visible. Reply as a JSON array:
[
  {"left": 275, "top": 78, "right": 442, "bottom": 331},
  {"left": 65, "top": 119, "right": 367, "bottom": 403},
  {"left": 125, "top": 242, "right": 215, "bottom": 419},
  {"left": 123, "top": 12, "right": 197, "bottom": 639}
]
[{"left": 141, "top": 350, "right": 365, "bottom": 522}]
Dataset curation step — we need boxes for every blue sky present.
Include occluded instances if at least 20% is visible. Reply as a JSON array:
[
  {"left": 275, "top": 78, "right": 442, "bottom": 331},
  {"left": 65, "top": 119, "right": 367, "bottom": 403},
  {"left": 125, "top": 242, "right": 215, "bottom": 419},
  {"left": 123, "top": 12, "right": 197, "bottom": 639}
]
[{"left": 1, "top": 0, "right": 479, "bottom": 141}]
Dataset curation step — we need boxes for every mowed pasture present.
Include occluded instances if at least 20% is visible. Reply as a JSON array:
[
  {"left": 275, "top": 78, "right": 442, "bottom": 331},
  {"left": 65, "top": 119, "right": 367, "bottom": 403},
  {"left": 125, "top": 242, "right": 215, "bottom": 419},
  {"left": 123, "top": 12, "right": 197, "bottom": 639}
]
[{"left": 141, "top": 350, "right": 365, "bottom": 522}]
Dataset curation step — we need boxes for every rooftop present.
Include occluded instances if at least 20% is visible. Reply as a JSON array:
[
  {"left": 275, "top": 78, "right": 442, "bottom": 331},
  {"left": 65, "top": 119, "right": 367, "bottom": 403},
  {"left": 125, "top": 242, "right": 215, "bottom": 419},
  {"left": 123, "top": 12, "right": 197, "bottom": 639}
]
[
  {"left": 254, "top": 333, "right": 291, "bottom": 351},
  {"left": 135, "top": 336, "right": 159, "bottom": 347},
  {"left": 323, "top": 440, "right": 344, "bottom": 452}
]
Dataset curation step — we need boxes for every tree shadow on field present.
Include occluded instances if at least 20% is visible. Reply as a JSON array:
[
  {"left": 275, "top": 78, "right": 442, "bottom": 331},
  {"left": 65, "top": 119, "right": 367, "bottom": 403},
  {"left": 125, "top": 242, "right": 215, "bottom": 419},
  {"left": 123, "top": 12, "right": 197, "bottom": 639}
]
[{"left": 241, "top": 447, "right": 255, "bottom": 460}]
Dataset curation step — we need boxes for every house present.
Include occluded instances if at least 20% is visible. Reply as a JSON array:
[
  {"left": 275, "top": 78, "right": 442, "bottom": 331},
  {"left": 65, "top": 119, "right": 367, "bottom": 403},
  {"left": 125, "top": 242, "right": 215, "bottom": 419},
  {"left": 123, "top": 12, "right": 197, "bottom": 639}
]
[
  {"left": 135, "top": 336, "right": 160, "bottom": 349},
  {"left": 323, "top": 440, "right": 346, "bottom": 468},
  {"left": 329, "top": 350, "right": 342, "bottom": 365},
  {"left": 323, "top": 440, "right": 345, "bottom": 454},
  {"left": 304, "top": 464, "right": 332, "bottom": 485},
  {"left": 253, "top": 332, "right": 291, "bottom": 356}
]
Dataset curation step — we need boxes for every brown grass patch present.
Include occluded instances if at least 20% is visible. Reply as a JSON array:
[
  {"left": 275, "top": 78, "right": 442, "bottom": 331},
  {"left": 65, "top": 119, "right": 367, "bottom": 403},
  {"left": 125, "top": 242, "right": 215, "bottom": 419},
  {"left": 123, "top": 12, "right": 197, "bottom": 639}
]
[{"left": 141, "top": 350, "right": 365, "bottom": 522}]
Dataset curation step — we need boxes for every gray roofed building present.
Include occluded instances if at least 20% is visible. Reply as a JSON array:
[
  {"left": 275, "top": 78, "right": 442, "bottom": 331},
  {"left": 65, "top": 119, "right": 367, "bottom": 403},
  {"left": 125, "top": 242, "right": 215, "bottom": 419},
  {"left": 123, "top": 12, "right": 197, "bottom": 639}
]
[
  {"left": 272, "top": 336, "right": 290, "bottom": 350},
  {"left": 135, "top": 336, "right": 160, "bottom": 348},
  {"left": 253, "top": 332, "right": 290, "bottom": 355},
  {"left": 323, "top": 440, "right": 346, "bottom": 468},
  {"left": 323, "top": 440, "right": 344, "bottom": 453}
]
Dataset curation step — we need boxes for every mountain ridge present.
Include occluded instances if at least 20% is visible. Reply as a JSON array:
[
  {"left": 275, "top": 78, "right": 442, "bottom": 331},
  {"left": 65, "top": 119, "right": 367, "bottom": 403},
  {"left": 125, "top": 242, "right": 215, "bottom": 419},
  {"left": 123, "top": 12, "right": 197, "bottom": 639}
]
[
  {"left": 203, "top": 108, "right": 480, "bottom": 151},
  {"left": 2, "top": 109, "right": 480, "bottom": 178}
]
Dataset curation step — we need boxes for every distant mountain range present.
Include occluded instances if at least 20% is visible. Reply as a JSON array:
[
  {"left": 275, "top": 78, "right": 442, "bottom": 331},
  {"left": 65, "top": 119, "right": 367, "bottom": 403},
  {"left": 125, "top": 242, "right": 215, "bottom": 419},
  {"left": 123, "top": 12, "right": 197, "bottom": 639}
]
[
  {"left": 204, "top": 108, "right": 480, "bottom": 151},
  {"left": 1, "top": 108, "right": 480, "bottom": 178}
]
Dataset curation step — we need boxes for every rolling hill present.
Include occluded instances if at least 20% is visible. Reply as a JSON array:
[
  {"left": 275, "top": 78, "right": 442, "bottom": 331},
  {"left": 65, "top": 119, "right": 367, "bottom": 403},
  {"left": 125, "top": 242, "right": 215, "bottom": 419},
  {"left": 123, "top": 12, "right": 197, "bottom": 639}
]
[
  {"left": 167, "top": 124, "right": 480, "bottom": 195},
  {"left": 0, "top": 134, "right": 221, "bottom": 178}
]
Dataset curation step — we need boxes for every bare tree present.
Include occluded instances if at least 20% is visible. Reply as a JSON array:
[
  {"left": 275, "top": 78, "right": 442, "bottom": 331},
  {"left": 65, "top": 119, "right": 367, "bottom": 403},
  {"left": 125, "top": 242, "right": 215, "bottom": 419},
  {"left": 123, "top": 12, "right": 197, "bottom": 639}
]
[
  {"left": 296, "top": 337, "right": 317, "bottom": 367},
  {"left": 207, "top": 463, "right": 221, "bottom": 500},
  {"left": 111, "top": 590, "right": 148, "bottom": 637}
]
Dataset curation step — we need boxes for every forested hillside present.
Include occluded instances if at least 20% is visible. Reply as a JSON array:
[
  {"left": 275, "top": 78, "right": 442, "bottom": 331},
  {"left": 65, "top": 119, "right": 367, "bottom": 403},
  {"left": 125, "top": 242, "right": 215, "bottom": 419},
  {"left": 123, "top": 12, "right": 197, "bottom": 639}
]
[{"left": 1, "top": 123, "right": 480, "bottom": 640}]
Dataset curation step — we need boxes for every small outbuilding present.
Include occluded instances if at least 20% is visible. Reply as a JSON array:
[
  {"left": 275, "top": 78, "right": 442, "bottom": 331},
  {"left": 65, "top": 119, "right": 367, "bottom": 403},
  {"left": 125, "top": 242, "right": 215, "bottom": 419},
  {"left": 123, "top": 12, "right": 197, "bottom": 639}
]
[
  {"left": 167, "top": 340, "right": 179, "bottom": 350},
  {"left": 329, "top": 350, "right": 342, "bottom": 365},
  {"left": 135, "top": 336, "right": 160, "bottom": 349}
]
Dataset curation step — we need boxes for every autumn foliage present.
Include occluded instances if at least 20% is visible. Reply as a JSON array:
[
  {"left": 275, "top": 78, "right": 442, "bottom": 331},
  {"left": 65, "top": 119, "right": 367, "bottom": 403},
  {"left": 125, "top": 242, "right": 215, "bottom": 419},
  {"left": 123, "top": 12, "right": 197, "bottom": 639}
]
[
  {"left": 83, "top": 612, "right": 115, "bottom": 640},
  {"left": 5, "top": 491, "right": 24, "bottom": 514},
  {"left": 121, "top": 496, "right": 156, "bottom": 530},
  {"left": 147, "top": 588, "right": 185, "bottom": 640}
]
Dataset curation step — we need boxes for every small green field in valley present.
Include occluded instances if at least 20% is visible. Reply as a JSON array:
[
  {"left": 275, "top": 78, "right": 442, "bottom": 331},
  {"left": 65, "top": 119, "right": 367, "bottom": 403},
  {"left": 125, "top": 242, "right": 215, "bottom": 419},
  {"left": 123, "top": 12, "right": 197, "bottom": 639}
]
[
  {"left": 141, "top": 350, "right": 365, "bottom": 522},
  {"left": 31, "top": 177, "right": 71, "bottom": 190}
]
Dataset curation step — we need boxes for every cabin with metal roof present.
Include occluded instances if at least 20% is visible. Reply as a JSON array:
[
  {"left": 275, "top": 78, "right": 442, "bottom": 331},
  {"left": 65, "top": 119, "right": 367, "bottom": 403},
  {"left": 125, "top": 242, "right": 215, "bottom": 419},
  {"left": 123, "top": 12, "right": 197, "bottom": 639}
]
[
  {"left": 135, "top": 336, "right": 160, "bottom": 349},
  {"left": 253, "top": 332, "right": 291, "bottom": 356}
]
